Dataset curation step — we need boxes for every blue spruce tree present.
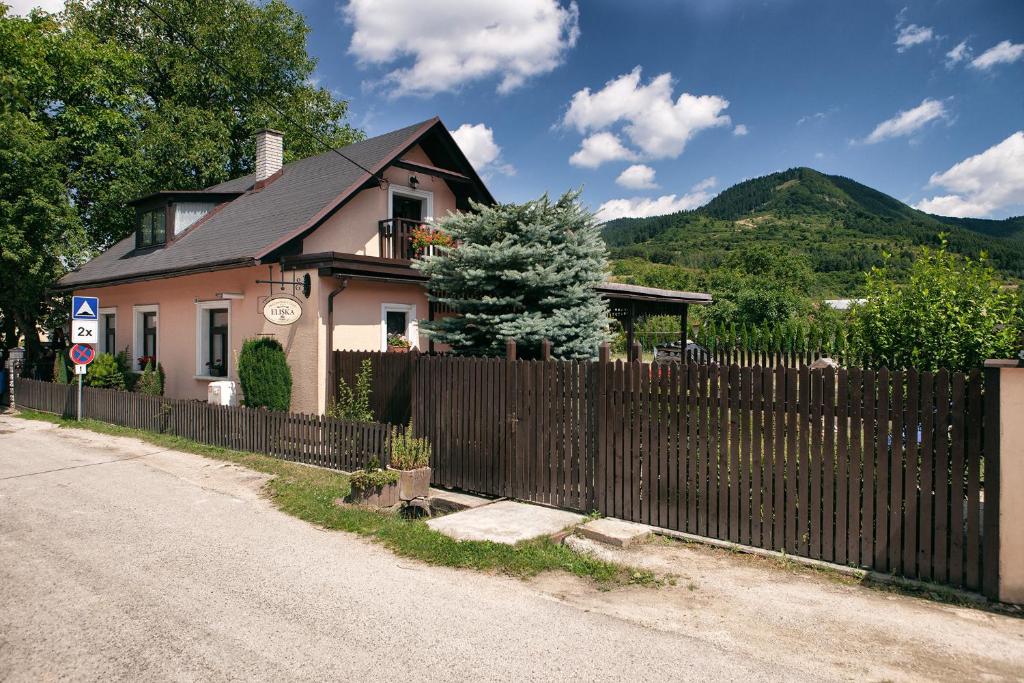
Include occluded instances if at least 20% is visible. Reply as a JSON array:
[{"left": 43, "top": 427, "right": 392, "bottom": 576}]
[{"left": 416, "top": 191, "right": 610, "bottom": 359}]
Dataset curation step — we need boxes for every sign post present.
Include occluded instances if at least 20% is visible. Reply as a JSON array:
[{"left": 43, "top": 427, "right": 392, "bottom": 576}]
[{"left": 70, "top": 296, "right": 99, "bottom": 422}]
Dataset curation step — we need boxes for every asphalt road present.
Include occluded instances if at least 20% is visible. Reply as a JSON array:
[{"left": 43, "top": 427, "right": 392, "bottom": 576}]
[
  {"left": 2, "top": 414, "right": 1022, "bottom": 681},
  {"left": 0, "top": 415, "right": 788, "bottom": 681}
]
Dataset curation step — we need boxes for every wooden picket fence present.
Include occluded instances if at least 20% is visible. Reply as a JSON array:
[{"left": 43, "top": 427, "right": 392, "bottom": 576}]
[
  {"left": 13, "top": 377, "right": 390, "bottom": 472},
  {"left": 405, "top": 354, "right": 998, "bottom": 597},
  {"left": 333, "top": 350, "right": 416, "bottom": 425}
]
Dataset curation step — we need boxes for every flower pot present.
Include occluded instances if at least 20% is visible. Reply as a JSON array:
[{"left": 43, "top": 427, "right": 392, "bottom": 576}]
[
  {"left": 387, "top": 345, "right": 411, "bottom": 353},
  {"left": 346, "top": 481, "right": 399, "bottom": 508},
  {"left": 389, "top": 466, "right": 431, "bottom": 501}
]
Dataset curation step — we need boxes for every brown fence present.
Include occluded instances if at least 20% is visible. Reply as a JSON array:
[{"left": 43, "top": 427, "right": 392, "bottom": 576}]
[
  {"left": 334, "top": 350, "right": 416, "bottom": 424},
  {"left": 407, "top": 354, "right": 998, "bottom": 597},
  {"left": 13, "top": 378, "right": 390, "bottom": 472}
]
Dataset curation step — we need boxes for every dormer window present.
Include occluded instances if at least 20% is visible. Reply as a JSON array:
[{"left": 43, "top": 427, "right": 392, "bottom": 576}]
[{"left": 137, "top": 207, "right": 167, "bottom": 248}]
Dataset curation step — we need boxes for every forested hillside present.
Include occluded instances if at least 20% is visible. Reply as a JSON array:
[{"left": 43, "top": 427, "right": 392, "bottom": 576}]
[{"left": 604, "top": 167, "right": 1024, "bottom": 298}]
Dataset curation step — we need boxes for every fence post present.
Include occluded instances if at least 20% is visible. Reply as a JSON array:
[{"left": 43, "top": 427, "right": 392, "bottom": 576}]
[
  {"left": 589, "top": 341, "right": 611, "bottom": 510},
  {"left": 6, "top": 348, "right": 22, "bottom": 408},
  {"left": 985, "top": 359, "right": 1023, "bottom": 603},
  {"left": 506, "top": 338, "right": 517, "bottom": 361},
  {"left": 541, "top": 339, "right": 552, "bottom": 361},
  {"left": 631, "top": 341, "right": 642, "bottom": 363}
]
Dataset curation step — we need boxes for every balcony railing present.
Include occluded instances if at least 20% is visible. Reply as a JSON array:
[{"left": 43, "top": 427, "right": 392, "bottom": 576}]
[{"left": 378, "top": 218, "right": 448, "bottom": 260}]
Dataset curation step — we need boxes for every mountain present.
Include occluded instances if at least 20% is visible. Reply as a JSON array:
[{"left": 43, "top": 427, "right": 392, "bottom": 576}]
[{"left": 602, "top": 167, "right": 1024, "bottom": 296}]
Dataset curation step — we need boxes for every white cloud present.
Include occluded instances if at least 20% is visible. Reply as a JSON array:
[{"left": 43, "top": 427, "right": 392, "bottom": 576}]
[
  {"left": 4, "top": 0, "right": 64, "bottom": 13},
  {"left": 945, "top": 41, "right": 971, "bottom": 67},
  {"left": 568, "top": 132, "right": 638, "bottom": 168},
  {"left": 732, "top": 124, "right": 749, "bottom": 136},
  {"left": 344, "top": 0, "right": 580, "bottom": 97},
  {"left": 862, "top": 98, "right": 948, "bottom": 144},
  {"left": 450, "top": 123, "right": 515, "bottom": 176},
  {"left": 595, "top": 177, "right": 717, "bottom": 222},
  {"left": 969, "top": 40, "right": 1024, "bottom": 70},
  {"left": 562, "top": 66, "right": 731, "bottom": 162},
  {"left": 615, "top": 164, "right": 658, "bottom": 190},
  {"left": 915, "top": 131, "right": 1024, "bottom": 218},
  {"left": 895, "top": 24, "right": 934, "bottom": 52}
]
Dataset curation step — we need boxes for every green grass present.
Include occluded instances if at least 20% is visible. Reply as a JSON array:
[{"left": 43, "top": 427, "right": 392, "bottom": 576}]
[{"left": 14, "top": 410, "right": 654, "bottom": 586}]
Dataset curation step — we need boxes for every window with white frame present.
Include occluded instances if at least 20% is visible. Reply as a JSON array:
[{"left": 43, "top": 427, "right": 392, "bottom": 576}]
[
  {"left": 132, "top": 305, "right": 159, "bottom": 371},
  {"left": 380, "top": 303, "right": 417, "bottom": 351},
  {"left": 98, "top": 308, "right": 116, "bottom": 355},
  {"left": 195, "top": 301, "right": 230, "bottom": 378}
]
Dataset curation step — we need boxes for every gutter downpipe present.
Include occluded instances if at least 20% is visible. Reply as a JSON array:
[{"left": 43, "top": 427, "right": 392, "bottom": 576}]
[{"left": 325, "top": 275, "right": 350, "bottom": 410}]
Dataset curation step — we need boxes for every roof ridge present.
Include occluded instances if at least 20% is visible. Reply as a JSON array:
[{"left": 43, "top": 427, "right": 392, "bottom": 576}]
[{"left": 204, "top": 117, "right": 439, "bottom": 192}]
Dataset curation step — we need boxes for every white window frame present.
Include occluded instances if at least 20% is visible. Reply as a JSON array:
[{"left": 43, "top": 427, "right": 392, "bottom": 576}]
[
  {"left": 387, "top": 184, "right": 433, "bottom": 223},
  {"left": 98, "top": 307, "right": 117, "bottom": 355},
  {"left": 380, "top": 303, "right": 417, "bottom": 352},
  {"left": 194, "top": 300, "right": 231, "bottom": 380},
  {"left": 132, "top": 304, "right": 159, "bottom": 370}
]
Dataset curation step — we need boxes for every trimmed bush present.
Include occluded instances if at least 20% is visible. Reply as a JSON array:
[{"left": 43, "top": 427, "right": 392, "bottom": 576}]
[
  {"left": 237, "top": 337, "right": 292, "bottom": 411},
  {"left": 52, "top": 353, "right": 70, "bottom": 384}
]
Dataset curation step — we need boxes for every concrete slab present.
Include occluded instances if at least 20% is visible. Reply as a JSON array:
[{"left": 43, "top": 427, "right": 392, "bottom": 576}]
[
  {"left": 579, "top": 517, "right": 654, "bottom": 548},
  {"left": 428, "top": 488, "right": 494, "bottom": 513},
  {"left": 427, "top": 500, "right": 586, "bottom": 545}
]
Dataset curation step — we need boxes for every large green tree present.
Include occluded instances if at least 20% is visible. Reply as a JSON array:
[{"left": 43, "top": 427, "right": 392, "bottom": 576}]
[
  {"left": 849, "top": 240, "right": 1023, "bottom": 371},
  {"left": 699, "top": 243, "right": 816, "bottom": 327},
  {"left": 0, "top": 1, "right": 361, "bottom": 362},
  {"left": 417, "top": 192, "right": 611, "bottom": 360}
]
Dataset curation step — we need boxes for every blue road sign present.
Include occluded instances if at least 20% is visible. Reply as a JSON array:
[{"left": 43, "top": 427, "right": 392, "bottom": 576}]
[{"left": 72, "top": 296, "right": 99, "bottom": 320}]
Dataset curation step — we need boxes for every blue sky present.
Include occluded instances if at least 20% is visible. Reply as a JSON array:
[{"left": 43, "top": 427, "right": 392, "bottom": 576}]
[
  {"left": 11, "top": 0, "right": 1023, "bottom": 220},
  {"left": 290, "top": 0, "right": 1024, "bottom": 221}
]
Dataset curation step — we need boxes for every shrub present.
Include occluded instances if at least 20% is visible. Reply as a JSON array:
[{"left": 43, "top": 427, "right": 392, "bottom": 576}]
[
  {"left": 237, "top": 336, "right": 292, "bottom": 411},
  {"left": 135, "top": 360, "right": 163, "bottom": 395},
  {"left": 52, "top": 353, "right": 70, "bottom": 384},
  {"left": 849, "top": 239, "right": 1023, "bottom": 371},
  {"left": 389, "top": 422, "right": 431, "bottom": 470},
  {"left": 84, "top": 353, "right": 126, "bottom": 390},
  {"left": 328, "top": 357, "right": 373, "bottom": 421}
]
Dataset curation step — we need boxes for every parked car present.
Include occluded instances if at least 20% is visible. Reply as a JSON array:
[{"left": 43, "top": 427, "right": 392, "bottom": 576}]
[{"left": 654, "top": 340, "right": 710, "bottom": 364}]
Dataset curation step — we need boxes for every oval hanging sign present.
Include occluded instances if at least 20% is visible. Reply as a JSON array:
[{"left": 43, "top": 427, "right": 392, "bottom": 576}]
[{"left": 263, "top": 297, "right": 302, "bottom": 326}]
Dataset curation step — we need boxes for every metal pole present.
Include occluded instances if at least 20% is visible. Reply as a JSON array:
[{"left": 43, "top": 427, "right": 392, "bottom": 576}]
[{"left": 77, "top": 373, "right": 82, "bottom": 421}]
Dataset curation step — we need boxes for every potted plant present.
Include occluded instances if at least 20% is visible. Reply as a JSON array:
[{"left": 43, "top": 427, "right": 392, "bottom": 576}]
[
  {"left": 387, "top": 422, "right": 431, "bottom": 501},
  {"left": 386, "top": 333, "right": 412, "bottom": 353},
  {"left": 346, "top": 457, "right": 400, "bottom": 507}
]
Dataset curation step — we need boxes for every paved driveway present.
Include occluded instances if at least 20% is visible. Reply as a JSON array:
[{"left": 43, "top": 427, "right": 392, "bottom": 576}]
[{"left": 1, "top": 414, "right": 1022, "bottom": 681}]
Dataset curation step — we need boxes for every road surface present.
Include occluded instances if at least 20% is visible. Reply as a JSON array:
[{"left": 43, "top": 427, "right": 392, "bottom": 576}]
[{"left": 1, "top": 414, "right": 1021, "bottom": 681}]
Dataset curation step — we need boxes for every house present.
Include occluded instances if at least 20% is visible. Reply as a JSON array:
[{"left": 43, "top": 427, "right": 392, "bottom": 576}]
[{"left": 58, "top": 118, "right": 709, "bottom": 413}]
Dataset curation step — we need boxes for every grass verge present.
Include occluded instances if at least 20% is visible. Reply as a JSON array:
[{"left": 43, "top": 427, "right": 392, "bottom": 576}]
[{"left": 14, "top": 410, "right": 655, "bottom": 586}]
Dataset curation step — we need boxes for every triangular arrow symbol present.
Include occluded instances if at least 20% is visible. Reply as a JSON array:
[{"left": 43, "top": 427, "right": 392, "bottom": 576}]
[{"left": 75, "top": 300, "right": 95, "bottom": 318}]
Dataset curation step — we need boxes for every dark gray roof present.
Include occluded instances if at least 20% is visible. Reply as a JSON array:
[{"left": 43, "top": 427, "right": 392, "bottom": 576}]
[
  {"left": 597, "top": 281, "right": 712, "bottom": 305},
  {"left": 58, "top": 119, "right": 438, "bottom": 289}
]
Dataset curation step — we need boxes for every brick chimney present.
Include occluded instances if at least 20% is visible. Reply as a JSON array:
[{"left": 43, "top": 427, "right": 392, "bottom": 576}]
[{"left": 254, "top": 129, "right": 283, "bottom": 182}]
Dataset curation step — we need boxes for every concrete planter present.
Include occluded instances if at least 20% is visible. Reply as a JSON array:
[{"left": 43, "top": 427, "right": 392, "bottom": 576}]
[
  {"left": 390, "top": 466, "right": 431, "bottom": 501},
  {"left": 346, "top": 481, "right": 399, "bottom": 508}
]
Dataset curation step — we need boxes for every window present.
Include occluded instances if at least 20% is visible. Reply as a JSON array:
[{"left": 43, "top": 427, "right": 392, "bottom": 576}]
[
  {"left": 195, "top": 301, "right": 230, "bottom": 378},
  {"left": 380, "top": 303, "right": 416, "bottom": 351},
  {"left": 99, "top": 309, "right": 116, "bottom": 355},
  {"left": 132, "top": 305, "right": 158, "bottom": 371},
  {"left": 136, "top": 207, "right": 167, "bottom": 248}
]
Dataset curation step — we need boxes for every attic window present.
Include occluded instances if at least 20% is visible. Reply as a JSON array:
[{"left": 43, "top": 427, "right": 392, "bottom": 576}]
[{"left": 137, "top": 207, "right": 166, "bottom": 248}]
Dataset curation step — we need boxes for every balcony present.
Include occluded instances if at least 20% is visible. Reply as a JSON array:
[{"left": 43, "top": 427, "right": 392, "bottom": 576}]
[{"left": 377, "top": 218, "right": 449, "bottom": 260}]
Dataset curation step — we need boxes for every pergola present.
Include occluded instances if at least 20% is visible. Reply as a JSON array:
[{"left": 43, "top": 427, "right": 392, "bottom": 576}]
[{"left": 596, "top": 282, "right": 713, "bottom": 361}]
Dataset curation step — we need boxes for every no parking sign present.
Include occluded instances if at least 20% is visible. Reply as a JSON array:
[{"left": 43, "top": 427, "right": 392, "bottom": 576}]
[{"left": 70, "top": 344, "right": 96, "bottom": 366}]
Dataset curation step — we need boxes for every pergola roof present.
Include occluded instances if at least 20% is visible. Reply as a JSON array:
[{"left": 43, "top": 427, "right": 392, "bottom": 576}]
[{"left": 597, "top": 282, "right": 711, "bottom": 321}]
